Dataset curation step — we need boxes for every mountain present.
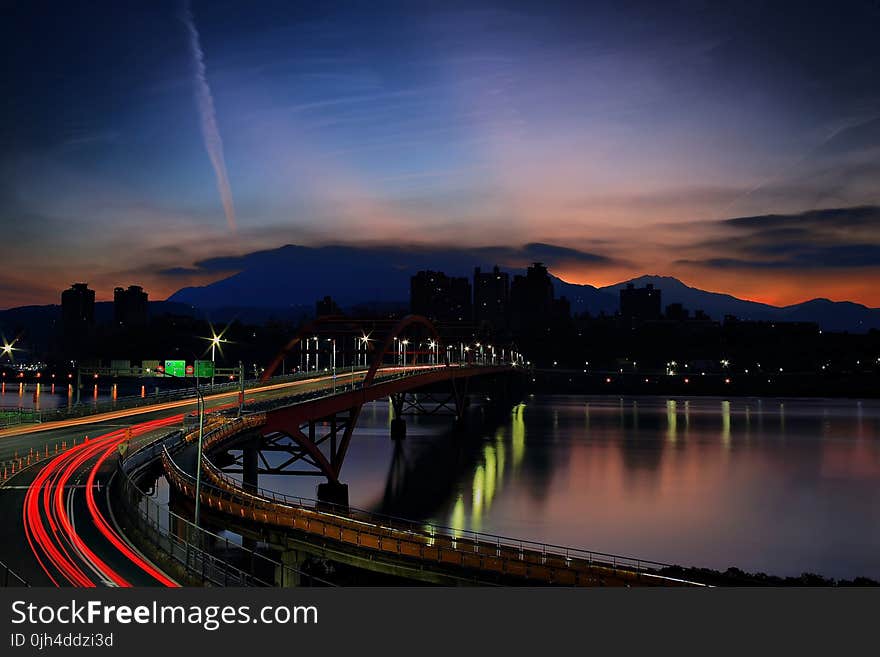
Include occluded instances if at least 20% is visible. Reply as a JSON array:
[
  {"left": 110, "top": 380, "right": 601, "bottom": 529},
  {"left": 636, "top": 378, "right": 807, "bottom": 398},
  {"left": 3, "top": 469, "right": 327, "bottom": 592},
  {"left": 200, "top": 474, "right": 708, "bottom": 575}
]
[
  {"left": 554, "top": 275, "right": 880, "bottom": 331},
  {"left": 601, "top": 275, "right": 781, "bottom": 320},
  {"left": 775, "top": 298, "right": 880, "bottom": 333},
  {"left": 166, "top": 245, "right": 880, "bottom": 332},
  {"left": 8, "top": 245, "right": 877, "bottom": 334},
  {"left": 550, "top": 278, "right": 618, "bottom": 316}
]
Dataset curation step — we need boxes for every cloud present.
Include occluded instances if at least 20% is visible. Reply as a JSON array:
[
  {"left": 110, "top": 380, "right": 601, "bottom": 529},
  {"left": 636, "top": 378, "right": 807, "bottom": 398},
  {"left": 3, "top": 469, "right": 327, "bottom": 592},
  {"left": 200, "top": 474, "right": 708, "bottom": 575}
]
[
  {"left": 172, "top": 241, "right": 619, "bottom": 280},
  {"left": 181, "top": 0, "right": 237, "bottom": 232},
  {"left": 676, "top": 205, "right": 880, "bottom": 270},
  {"left": 157, "top": 266, "right": 206, "bottom": 277},
  {"left": 722, "top": 205, "right": 880, "bottom": 231}
]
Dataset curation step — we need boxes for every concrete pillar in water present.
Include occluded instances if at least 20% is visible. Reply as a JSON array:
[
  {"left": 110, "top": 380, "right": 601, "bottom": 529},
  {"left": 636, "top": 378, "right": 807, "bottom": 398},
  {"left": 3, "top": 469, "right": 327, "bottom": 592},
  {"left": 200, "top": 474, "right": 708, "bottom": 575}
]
[
  {"left": 274, "top": 549, "right": 303, "bottom": 587},
  {"left": 390, "top": 417, "right": 407, "bottom": 441}
]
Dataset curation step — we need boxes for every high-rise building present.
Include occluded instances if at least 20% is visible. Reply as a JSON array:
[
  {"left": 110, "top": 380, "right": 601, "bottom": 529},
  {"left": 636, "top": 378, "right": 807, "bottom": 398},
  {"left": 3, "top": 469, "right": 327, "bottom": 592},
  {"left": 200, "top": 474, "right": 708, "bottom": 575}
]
[
  {"left": 510, "top": 262, "right": 555, "bottom": 332},
  {"left": 61, "top": 283, "right": 95, "bottom": 335},
  {"left": 410, "top": 270, "right": 472, "bottom": 323},
  {"left": 620, "top": 283, "right": 662, "bottom": 321},
  {"left": 665, "top": 302, "right": 689, "bottom": 321},
  {"left": 113, "top": 285, "right": 149, "bottom": 329},
  {"left": 473, "top": 265, "right": 509, "bottom": 331}
]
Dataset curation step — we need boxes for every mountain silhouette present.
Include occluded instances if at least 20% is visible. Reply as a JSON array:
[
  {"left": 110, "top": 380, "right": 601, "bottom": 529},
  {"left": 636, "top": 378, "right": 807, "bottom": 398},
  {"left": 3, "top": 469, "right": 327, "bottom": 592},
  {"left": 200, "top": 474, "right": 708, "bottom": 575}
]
[
  {"left": 161, "top": 244, "right": 880, "bottom": 332},
  {"left": 4, "top": 244, "right": 876, "bottom": 334}
]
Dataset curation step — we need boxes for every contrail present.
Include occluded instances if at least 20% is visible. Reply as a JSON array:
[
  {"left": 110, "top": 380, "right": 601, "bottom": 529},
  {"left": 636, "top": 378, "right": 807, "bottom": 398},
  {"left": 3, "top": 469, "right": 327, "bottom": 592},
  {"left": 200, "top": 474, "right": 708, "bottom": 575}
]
[{"left": 181, "top": 0, "right": 237, "bottom": 232}]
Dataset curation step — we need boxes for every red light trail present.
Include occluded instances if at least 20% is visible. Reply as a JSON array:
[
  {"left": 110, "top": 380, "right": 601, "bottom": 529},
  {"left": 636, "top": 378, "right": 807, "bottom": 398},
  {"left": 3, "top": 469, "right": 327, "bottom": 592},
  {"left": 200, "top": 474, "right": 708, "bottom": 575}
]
[{"left": 23, "top": 416, "right": 182, "bottom": 587}]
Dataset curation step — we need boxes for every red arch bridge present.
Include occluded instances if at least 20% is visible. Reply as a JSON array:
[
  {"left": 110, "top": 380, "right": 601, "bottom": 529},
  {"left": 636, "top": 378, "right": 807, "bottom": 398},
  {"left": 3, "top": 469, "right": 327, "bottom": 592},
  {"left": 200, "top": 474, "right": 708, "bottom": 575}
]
[
  {"left": 158, "top": 316, "right": 705, "bottom": 586},
  {"left": 185, "top": 315, "right": 524, "bottom": 505}
]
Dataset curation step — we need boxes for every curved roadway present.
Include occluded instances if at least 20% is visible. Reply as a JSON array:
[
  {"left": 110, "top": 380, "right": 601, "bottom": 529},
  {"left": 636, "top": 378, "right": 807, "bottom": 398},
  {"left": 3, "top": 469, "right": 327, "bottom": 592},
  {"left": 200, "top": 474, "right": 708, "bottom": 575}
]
[{"left": 0, "top": 370, "right": 375, "bottom": 586}]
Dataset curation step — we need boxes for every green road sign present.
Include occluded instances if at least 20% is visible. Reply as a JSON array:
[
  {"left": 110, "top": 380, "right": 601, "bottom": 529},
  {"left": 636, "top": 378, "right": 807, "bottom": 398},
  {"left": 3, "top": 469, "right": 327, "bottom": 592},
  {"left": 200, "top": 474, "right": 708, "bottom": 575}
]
[
  {"left": 164, "top": 359, "right": 186, "bottom": 378},
  {"left": 195, "top": 360, "right": 214, "bottom": 378}
]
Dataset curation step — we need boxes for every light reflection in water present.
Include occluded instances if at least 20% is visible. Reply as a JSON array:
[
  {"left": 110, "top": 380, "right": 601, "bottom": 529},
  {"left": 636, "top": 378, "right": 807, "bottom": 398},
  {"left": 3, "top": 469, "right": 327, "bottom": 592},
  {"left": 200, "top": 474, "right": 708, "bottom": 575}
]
[
  {"left": 666, "top": 400, "right": 677, "bottom": 443},
  {"left": 449, "top": 404, "right": 525, "bottom": 532},
  {"left": 259, "top": 395, "right": 880, "bottom": 581},
  {"left": 722, "top": 400, "right": 731, "bottom": 448}
]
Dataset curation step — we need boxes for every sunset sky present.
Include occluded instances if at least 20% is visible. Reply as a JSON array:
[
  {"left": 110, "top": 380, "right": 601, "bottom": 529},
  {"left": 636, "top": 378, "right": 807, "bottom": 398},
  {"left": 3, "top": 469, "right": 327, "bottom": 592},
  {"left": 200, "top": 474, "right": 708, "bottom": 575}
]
[{"left": 2, "top": 0, "right": 879, "bottom": 309}]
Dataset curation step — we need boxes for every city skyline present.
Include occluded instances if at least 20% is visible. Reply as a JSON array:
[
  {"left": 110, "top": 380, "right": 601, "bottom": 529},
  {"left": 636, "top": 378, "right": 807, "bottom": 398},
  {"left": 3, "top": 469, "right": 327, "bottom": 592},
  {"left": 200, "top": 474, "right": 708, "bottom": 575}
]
[{"left": 2, "top": 0, "right": 880, "bottom": 309}]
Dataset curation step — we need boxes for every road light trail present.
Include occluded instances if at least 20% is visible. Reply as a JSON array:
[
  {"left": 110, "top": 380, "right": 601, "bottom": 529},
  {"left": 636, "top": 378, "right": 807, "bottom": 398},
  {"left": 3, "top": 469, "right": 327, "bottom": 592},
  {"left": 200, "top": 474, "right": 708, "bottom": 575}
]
[
  {"left": 22, "top": 417, "right": 182, "bottom": 587},
  {"left": 15, "top": 367, "right": 437, "bottom": 587}
]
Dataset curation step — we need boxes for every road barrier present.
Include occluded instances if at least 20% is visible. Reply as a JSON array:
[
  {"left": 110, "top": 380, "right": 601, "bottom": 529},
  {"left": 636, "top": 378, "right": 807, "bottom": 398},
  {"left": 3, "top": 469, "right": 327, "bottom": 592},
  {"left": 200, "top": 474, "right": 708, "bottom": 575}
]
[
  {"left": 116, "top": 429, "right": 334, "bottom": 587},
  {"left": 0, "top": 556, "right": 28, "bottom": 587}
]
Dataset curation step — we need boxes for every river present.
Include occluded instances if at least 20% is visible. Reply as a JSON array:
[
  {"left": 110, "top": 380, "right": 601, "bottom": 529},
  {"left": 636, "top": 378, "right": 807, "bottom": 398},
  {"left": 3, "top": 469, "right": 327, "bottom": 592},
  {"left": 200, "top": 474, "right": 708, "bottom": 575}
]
[{"left": 253, "top": 394, "right": 880, "bottom": 581}]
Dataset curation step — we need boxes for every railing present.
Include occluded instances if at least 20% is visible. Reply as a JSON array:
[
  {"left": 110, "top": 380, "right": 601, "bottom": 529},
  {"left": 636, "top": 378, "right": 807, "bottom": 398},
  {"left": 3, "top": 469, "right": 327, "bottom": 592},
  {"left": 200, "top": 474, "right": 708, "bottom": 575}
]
[
  {"left": 0, "top": 407, "right": 42, "bottom": 428},
  {"left": 117, "top": 429, "right": 334, "bottom": 587},
  {"left": 1, "top": 364, "right": 507, "bottom": 428},
  {"left": 0, "top": 557, "right": 29, "bottom": 587},
  {"left": 240, "top": 364, "right": 503, "bottom": 416},
  {"left": 0, "top": 368, "right": 371, "bottom": 428},
  {"left": 162, "top": 416, "right": 701, "bottom": 587}
]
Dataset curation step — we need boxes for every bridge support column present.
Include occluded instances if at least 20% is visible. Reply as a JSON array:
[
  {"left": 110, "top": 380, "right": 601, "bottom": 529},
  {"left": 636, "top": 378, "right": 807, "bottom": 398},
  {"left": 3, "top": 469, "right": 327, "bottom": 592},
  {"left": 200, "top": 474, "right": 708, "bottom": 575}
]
[
  {"left": 390, "top": 418, "right": 407, "bottom": 441},
  {"left": 390, "top": 392, "right": 407, "bottom": 440},
  {"left": 274, "top": 549, "right": 303, "bottom": 587},
  {"left": 317, "top": 481, "right": 349, "bottom": 508},
  {"left": 451, "top": 379, "right": 470, "bottom": 427}
]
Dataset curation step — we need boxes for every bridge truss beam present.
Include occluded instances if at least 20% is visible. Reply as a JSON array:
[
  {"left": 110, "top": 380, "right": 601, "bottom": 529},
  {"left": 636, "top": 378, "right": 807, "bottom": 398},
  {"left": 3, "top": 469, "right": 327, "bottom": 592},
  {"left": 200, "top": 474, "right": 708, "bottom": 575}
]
[{"left": 218, "top": 408, "right": 360, "bottom": 484}]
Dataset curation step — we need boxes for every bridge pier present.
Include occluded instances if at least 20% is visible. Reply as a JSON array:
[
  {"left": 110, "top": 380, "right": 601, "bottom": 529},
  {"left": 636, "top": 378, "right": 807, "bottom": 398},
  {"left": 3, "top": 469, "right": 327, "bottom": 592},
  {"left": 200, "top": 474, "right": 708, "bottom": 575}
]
[
  {"left": 390, "top": 417, "right": 407, "bottom": 441},
  {"left": 317, "top": 481, "right": 349, "bottom": 508},
  {"left": 390, "top": 392, "right": 407, "bottom": 440},
  {"left": 274, "top": 549, "right": 304, "bottom": 587}
]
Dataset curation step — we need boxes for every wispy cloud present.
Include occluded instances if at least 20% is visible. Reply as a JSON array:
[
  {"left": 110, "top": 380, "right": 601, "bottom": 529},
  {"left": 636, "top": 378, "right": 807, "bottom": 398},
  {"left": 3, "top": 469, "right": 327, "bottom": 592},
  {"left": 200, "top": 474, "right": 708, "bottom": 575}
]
[{"left": 181, "top": 0, "right": 237, "bottom": 232}]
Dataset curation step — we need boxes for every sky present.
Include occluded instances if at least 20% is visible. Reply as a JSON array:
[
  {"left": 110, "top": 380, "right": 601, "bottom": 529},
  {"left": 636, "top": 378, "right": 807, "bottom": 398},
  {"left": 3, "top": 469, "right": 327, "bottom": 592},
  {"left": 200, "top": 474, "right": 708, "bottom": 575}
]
[{"left": 2, "top": 0, "right": 880, "bottom": 309}]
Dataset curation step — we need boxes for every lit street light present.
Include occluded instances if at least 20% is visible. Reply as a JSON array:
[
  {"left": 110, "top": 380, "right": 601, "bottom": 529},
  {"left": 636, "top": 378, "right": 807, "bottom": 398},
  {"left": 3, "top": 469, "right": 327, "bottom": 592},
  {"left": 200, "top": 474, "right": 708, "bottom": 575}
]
[
  {"left": 167, "top": 347, "right": 206, "bottom": 532},
  {"left": 201, "top": 327, "right": 229, "bottom": 388},
  {"left": 1, "top": 336, "right": 19, "bottom": 362}
]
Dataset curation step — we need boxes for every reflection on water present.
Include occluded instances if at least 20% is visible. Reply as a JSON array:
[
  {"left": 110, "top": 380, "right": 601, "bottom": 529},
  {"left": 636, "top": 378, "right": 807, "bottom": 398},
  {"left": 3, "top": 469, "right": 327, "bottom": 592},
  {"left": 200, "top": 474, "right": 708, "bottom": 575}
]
[
  {"left": 255, "top": 394, "right": 880, "bottom": 580},
  {"left": 0, "top": 382, "right": 115, "bottom": 410}
]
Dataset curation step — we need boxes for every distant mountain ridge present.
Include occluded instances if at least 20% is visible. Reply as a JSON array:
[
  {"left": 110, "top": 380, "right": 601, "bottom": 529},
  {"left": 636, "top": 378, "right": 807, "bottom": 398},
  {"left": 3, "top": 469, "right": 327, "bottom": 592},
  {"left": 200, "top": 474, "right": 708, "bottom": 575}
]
[
  {"left": 4, "top": 244, "right": 878, "bottom": 334},
  {"left": 554, "top": 275, "right": 880, "bottom": 332},
  {"left": 164, "top": 245, "right": 879, "bottom": 332}
]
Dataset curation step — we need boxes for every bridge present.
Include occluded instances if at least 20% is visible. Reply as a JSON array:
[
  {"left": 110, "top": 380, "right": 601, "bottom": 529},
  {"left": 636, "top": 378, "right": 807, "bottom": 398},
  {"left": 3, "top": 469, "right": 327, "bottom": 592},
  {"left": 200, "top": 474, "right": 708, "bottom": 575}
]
[
  {"left": 0, "top": 314, "right": 709, "bottom": 587},
  {"left": 156, "top": 316, "right": 702, "bottom": 586},
  {"left": 171, "top": 315, "right": 522, "bottom": 506}
]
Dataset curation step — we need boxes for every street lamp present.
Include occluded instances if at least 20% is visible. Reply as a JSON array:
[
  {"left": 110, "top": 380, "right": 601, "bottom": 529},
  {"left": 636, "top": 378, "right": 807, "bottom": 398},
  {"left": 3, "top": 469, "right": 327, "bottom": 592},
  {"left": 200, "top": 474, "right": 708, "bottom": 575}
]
[
  {"left": 166, "top": 348, "right": 206, "bottom": 531},
  {"left": 324, "top": 338, "right": 337, "bottom": 389},
  {"left": 401, "top": 339, "right": 409, "bottom": 367},
  {"left": 1, "top": 337, "right": 18, "bottom": 362}
]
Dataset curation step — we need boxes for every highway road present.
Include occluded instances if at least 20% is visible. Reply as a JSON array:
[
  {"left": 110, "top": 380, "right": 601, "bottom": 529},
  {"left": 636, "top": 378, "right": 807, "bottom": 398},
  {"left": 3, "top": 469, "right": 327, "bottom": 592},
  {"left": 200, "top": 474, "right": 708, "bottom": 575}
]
[{"left": 0, "top": 369, "right": 376, "bottom": 586}]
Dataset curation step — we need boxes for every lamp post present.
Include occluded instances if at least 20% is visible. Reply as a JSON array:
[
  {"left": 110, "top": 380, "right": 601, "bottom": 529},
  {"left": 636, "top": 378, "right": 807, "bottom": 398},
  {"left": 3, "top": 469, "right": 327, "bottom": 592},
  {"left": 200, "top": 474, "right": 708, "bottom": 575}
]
[
  {"left": 209, "top": 335, "right": 220, "bottom": 388},
  {"left": 167, "top": 348, "right": 205, "bottom": 530}
]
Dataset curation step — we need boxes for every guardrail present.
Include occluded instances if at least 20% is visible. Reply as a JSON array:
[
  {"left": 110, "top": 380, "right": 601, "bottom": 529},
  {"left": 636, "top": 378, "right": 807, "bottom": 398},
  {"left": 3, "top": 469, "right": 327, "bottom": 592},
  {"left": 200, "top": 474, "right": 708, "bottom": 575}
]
[
  {"left": 0, "top": 557, "right": 29, "bottom": 587},
  {"left": 0, "top": 368, "right": 372, "bottom": 428},
  {"left": 162, "top": 412, "right": 701, "bottom": 587},
  {"left": 239, "top": 364, "right": 504, "bottom": 416},
  {"left": 116, "top": 429, "right": 334, "bottom": 587}
]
